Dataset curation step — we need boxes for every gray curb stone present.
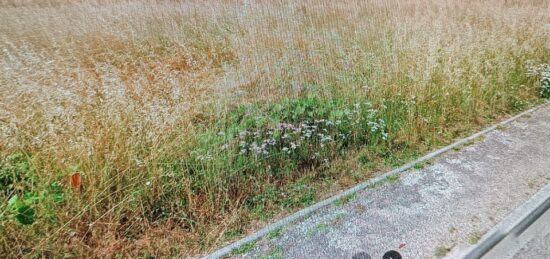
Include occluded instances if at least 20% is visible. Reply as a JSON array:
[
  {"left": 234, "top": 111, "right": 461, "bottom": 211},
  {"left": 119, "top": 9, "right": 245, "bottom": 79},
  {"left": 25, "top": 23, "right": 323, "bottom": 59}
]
[{"left": 452, "top": 183, "right": 550, "bottom": 259}]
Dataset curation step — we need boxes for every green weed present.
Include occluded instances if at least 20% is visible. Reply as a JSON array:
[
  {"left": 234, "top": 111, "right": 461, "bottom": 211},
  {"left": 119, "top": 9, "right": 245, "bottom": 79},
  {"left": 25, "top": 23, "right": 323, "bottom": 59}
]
[
  {"left": 231, "top": 241, "right": 257, "bottom": 256},
  {"left": 334, "top": 193, "right": 358, "bottom": 207},
  {"left": 260, "top": 247, "right": 283, "bottom": 259},
  {"left": 267, "top": 227, "right": 284, "bottom": 240},
  {"left": 468, "top": 231, "right": 483, "bottom": 244},
  {"left": 434, "top": 245, "right": 453, "bottom": 258}
]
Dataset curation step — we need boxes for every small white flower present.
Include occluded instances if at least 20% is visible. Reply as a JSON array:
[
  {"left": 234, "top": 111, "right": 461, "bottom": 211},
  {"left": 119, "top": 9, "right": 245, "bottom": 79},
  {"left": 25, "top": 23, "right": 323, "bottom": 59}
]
[
  {"left": 239, "top": 131, "right": 248, "bottom": 139},
  {"left": 323, "top": 159, "right": 330, "bottom": 166}
]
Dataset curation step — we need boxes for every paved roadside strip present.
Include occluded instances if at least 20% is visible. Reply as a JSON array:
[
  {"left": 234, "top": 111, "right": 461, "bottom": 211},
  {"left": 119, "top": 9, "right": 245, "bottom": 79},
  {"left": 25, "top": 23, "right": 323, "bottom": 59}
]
[
  {"left": 454, "top": 184, "right": 550, "bottom": 258},
  {"left": 206, "top": 102, "right": 550, "bottom": 259},
  {"left": 506, "top": 210, "right": 550, "bottom": 258}
]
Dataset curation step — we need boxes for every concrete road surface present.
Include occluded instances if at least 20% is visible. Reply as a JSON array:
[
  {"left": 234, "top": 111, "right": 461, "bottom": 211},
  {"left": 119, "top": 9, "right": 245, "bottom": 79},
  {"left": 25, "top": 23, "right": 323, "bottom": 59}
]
[{"left": 480, "top": 200, "right": 550, "bottom": 259}]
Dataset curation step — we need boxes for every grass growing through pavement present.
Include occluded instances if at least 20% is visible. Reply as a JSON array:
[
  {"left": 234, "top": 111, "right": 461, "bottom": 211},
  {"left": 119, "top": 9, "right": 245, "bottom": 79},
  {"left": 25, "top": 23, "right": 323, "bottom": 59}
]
[
  {"left": 434, "top": 244, "right": 454, "bottom": 258},
  {"left": 267, "top": 227, "right": 284, "bottom": 240},
  {"left": 1, "top": 0, "right": 550, "bottom": 257},
  {"left": 260, "top": 246, "right": 284, "bottom": 259},
  {"left": 468, "top": 231, "right": 484, "bottom": 245},
  {"left": 334, "top": 193, "right": 358, "bottom": 207},
  {"left": 231, "top": 241, "right": 256, "bottom": 256}
]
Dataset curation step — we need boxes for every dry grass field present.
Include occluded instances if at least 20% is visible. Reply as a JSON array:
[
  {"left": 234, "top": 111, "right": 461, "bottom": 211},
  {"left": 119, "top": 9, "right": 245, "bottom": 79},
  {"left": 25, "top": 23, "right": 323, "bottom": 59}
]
[{"left": 0, "top": 0, "right": 549, "bottom": 257}]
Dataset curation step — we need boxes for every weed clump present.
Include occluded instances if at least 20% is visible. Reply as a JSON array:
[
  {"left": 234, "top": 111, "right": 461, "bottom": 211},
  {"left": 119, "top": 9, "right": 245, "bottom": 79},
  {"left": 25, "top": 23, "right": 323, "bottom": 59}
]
[{"left": 528, "top": 63, "right": 550, "bottom": 98}]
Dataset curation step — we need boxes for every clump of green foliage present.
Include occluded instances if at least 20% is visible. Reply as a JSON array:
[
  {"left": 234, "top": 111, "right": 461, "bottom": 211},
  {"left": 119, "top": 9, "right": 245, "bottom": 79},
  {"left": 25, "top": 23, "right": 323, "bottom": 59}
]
[
  {"left": 1, "top": 154, "right": 65, "bottom": 226},
  {"left": 188, "top": 97, "right": 388, "bottom": 182},
  {"left": 540, "top": 69, "right": 550, "bottom": 98},
  {"left": 154, "top": 97, "right": 394, "bottom": 227},
  {"left": 528, "top": 63, "right": 550, "bottom": 98}
]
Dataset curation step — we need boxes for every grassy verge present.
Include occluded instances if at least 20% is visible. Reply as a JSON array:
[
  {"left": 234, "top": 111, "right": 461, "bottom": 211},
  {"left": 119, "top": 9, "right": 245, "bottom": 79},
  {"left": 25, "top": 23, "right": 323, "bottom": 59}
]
[{"left": 1, "top": 0, "right": 549, "bottom": 257}]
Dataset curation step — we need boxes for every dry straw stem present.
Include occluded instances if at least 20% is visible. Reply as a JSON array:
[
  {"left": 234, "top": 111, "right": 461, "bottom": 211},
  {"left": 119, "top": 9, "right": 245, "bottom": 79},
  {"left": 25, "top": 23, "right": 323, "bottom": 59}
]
[{"left": 0, "top": 0, "right": 549, "bottom": 257}]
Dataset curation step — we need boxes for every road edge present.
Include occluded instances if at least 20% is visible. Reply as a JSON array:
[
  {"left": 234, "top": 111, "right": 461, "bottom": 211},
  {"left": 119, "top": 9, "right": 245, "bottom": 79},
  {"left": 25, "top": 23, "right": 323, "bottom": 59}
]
[{"left": 450, "top": 184, "right": 550, "bottom": 259}]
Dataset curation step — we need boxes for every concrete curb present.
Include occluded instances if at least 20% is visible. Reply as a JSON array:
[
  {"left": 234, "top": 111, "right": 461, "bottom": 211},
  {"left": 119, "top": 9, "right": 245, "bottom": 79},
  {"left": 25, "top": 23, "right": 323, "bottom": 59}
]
[
  {"left": 453, "top": 183, "right": 550, "bottom": 259},
  {"left": 205, "top": 102, "right": 549, "bottom": 259}
]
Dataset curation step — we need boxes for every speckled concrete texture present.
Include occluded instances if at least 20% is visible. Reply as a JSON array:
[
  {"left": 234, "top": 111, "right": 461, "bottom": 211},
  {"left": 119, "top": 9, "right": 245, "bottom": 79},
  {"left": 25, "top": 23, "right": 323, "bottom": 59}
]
[
  {"left": 511, "top": 232, "right": 550, "bottom": 258},
  {"left": 479, "top": 204, "right": 550, "bottom": 259},
  {"left": 236, "top": 105, "right": 550, "bottom": 259}
]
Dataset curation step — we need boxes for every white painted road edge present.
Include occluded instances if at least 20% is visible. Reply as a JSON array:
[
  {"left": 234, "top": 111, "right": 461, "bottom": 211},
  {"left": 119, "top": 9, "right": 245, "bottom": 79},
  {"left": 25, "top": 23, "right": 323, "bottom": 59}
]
[
  {"left": 452, "top": 183, "right": 550, "bottom": 259},
  {"left": 205, "top": 101, "right": 549, "bottom": 259}
]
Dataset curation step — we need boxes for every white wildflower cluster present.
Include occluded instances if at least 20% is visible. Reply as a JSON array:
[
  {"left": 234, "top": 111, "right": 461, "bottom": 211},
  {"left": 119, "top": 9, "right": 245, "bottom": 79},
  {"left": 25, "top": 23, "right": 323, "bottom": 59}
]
[
  {"left": 527, "top": 63, "right": 550, "bottom": 98},
  {"left": 190, "top": 150, "right": 213, "bottom": 161},
  {"left": 227, "top": 102, "right": 389, "bottom": 161},
  {"left": 238, "top": 130, "right": 278, "bottom": 155},
  {"left": 541, "top": 67, "right": 550, "bottom": 98},
  {"left": 237, "top": 120, "right": 334, "bottom": 156},
  {"left": 360, "top": 102, "right": 388, "bottom": 140}
]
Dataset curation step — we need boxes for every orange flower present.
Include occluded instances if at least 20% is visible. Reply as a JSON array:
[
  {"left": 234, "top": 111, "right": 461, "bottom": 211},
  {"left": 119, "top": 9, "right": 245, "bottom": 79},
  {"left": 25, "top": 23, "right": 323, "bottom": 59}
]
[{"left": 71, "top": 172, "right": 81, "bottom": 191}]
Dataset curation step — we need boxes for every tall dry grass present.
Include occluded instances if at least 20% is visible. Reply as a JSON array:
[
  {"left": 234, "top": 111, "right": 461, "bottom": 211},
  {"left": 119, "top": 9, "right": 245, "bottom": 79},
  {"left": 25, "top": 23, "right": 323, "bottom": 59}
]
[{"left": 0, "top": 0, "right": 549, "bottom": 257}]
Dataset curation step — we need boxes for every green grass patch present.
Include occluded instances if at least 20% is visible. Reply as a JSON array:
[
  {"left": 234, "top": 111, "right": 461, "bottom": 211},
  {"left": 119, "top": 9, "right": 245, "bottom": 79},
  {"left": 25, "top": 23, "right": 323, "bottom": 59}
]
[
  {"left": 468, "top": 231, "right": 484, "bottom": 244},
  {"left": 231, "top": 241, "right": 257, "bottom": 256},
  {"left": 260, "top": 247, "right": 283, "bottom": 259},
  {"left": 434, "top": 245, "right": 453, "bottom": 258},
  {"left": 267, "top": 227, "right": 284, "bottom": 240},
  {"left": 224, "top": 229, "right": 243, "bottom": 241},
  {"left": 369, "top": 174, "right": 401, "bottom": 189},
  {"left": 333, "top": 193, "right": 358, "bottom": 207},
  {"left": 307, "top": 222, "right": 329, "bottom": 237}
]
